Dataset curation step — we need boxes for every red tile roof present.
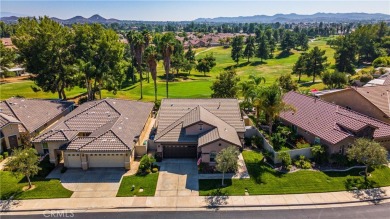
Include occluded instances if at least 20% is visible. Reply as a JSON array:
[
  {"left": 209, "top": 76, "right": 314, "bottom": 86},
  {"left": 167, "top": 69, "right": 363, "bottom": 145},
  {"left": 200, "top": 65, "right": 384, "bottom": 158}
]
[{"left": 280, "top": 92, "right": 390, "bottom": 145}]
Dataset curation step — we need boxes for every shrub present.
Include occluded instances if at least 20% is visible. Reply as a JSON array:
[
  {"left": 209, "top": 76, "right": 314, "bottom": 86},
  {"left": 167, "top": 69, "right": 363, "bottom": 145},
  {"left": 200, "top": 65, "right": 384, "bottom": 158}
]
[
  {"left": 271, "top": 133, "right": 286, "bottom": 151},
  {"left": 278, "top": 151, "right": 292, "bottom": 169},
  {"left": 0, "top": 155, "right": 3, "bottom": 161},
  {"left": 359, "top": 74, "right": 373, "bottom": 83},
  {"left": 329, "top": 153, "right": 349, "bottom": 167},
  {"left": 294, "top": 155, "right": 312, "bottom": 169},
  {"left": 154, "top": 152, "right": 162, "bottom": 162},
  {"left": 3, "top": 152, "right": 8, "bottom": 158},
  {"left": 152, "top": 168, "right": 158, "bottom": 173},
  {"left": 78, "top": 96, "right": 88, "bottom": 105},
  {"left": 311, "top": 145, "right": 327, "bottom": 164},
  {"left": 139, "top": 154, "right": 156, "bottom": 173},
  {"left": 296, "top": 138, "right": 310, "bottom": 149},
  {"left": 244, "top": 137, "right": 252, "bottom": 146},
  {"left": 372, "top": 56, "right": 390, "bottom": 67},
  {"left": 60, "top": 167, "right": 67, "bottom": 174},
  {"left": 145, "top": 169, "right": 151, "bottom": 174},
  {"left": 252, "top": 135, "right": 264, "bottom": 149}
]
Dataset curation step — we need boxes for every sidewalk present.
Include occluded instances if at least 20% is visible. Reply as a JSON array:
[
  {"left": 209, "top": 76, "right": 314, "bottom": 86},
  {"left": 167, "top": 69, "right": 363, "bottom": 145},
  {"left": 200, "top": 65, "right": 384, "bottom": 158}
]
[{"left": 1, "top": 186, "right": 389, "bottom": 212}]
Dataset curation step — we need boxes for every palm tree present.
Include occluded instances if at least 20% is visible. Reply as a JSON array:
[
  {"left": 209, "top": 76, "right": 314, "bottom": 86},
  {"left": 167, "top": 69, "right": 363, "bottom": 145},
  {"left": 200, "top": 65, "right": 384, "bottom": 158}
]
[
  {"left": 142, "top": 30, "right": 152, "bottom": 83},
  {"left": 159, "top": 33, "right": 175, "bottom": 98},
  {"left": 259, "top": 84, "right": 295, "bottom": 135},
  {"left": 145, "top": 45, "right": 158, "bottom": 102},
  {"left": 249, "top": 74, "right": 266, "bottom": 86},
  {"left": 133, "top": 33, "right": 145, "bottom": 99},
  {"left": 126, "top": 30, "right": 137, "bottom": 82}
]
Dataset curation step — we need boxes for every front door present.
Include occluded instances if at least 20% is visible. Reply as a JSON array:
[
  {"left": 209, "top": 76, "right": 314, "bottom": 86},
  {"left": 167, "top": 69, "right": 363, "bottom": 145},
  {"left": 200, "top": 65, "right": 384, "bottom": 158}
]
[
  {"left": 1, "top": 138, "right": 7, "bottom": 153},
  {"left": 8, "top": 135, "right": 18, "bottom": 149}
]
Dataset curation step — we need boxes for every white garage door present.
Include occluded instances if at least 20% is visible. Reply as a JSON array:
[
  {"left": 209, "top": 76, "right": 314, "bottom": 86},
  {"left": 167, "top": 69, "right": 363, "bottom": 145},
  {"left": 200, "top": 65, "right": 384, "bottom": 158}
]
[
  {"left": 88, "top": 153, "right": 125, "bottom": 168},
  {"left": 66, "top": 153, "right": 81, "bottom": 168}
]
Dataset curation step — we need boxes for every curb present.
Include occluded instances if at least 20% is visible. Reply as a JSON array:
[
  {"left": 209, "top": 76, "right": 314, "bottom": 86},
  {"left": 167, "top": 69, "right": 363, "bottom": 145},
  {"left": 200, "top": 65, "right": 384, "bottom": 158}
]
[{"left": 2, "top": 196, "right": 389, "bottom": 213}]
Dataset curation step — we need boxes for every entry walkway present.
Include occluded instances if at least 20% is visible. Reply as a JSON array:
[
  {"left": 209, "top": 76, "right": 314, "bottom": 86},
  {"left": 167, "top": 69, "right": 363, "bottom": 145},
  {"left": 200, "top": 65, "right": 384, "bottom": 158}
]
[{"left": 2, "top": 187, "right": 389, "bottom": 212}]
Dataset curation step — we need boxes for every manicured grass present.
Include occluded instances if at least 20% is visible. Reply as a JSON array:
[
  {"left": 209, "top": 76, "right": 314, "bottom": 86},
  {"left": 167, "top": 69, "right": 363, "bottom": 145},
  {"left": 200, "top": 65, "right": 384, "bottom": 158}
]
[
  {"left": 116, "top": 173, "right": 159, "bottom": 197},
  {"left": 199, "top": 150, "right": 390, "bottom": 196},
  {"left": 0, "top": 156, "right": 73, "bottom": 200},
  {"left": 1, "top": 38, "right": 335, "bottom": 101},
  {"left": 0, "top": 80, "right": 86, "bottom": 100}
]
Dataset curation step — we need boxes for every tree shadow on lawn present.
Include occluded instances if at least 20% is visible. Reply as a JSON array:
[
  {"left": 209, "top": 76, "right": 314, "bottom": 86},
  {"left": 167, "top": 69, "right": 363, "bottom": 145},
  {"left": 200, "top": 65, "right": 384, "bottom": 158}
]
[
  {"left": 276, "top": 50, "right": 293, "bottom": 59},
  {"left": 204, "top": 188, "right": 230, "bottom": 210},
  {"left": 299, "top": 81, "right": 322, "bottom": 88},
  {"left": 121, "top": 84, "right": 138, "bottom": 91}
]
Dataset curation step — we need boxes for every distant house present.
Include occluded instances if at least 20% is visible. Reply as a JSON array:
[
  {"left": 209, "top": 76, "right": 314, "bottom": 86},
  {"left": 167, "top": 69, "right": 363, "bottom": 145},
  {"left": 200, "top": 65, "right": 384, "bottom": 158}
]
[
  {"left": 33, "top": 99, "right": 154, "bottom": 169},
  {"left": 154, "top": 99, "right": 245, "bottom": 163},
  {"left": 314, "top": 85, "right": 390, "bottom": 124},
  {"left": 364, "top": 72, "right": 390, "bottom": 87},
  {"left": 0, "top": 98, "right": 74, "bottom": 153},
  {"left": 0, "top": 38, "right": 15, "bottom": 49},
  {"left": 280, "top": 92, "right": 390, "bottom": 153}
]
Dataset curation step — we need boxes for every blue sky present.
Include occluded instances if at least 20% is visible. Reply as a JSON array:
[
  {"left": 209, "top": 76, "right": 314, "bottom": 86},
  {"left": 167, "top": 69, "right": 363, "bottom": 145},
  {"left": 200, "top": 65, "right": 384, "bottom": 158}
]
[{"left": 1, "top": 1, "right": 389, "bottom": 21}]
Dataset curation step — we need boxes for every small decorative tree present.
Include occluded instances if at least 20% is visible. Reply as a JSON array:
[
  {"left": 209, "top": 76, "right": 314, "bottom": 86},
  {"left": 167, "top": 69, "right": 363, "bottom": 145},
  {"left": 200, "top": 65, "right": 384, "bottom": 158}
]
[
  {"left": 6, "top": 148, "right": 41, "bottom": 189},
  {"left": 215, "top": 146, "right": 240, "bottom": 186},
  {"left": 278, "top": 151, "right": 292, "bottom": 170},
  {"left": 347, "top": 138, "right": 388, "bottom": 179}
]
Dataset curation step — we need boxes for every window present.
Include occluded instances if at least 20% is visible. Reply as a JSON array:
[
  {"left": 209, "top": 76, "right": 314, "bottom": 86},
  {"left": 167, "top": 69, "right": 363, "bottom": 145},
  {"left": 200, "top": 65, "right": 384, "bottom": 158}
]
[
  {"left": 314, "top": 137, "right": 321, "bottom": 144},
  {"left": 42, "top": 142, "right": 48, "bottom": 149},
  {"left": 210, "top": 151, "right": 217, "bottom": 162}
]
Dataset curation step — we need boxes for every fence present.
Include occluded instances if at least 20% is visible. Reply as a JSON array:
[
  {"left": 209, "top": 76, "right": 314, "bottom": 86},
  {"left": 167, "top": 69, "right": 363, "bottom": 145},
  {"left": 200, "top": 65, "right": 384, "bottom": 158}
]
[{"left": 244, "top": 126, "right": 313, "bottom": 164}]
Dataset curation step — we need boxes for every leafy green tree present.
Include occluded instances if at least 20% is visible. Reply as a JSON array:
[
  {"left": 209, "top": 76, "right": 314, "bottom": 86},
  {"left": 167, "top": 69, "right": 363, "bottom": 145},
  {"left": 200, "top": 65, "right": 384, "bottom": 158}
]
[
  {"left": 159, "top": 32, "right": 176, "bottom": 98},
  {"left": 292, "top": 53, "right": 307, "bottom": 83},
  {"left": 311, "top": 145, "right": 327, "bottom": 164},
  {"left": 211, "top": 69, "right": 240, "bottom": 98},
  {"left": 0, "top": 42, "right": 16, "bottom": 73},
  {"left": 243, "top": 36, "right": 256, "bottom": 62},
  {"left": 278, "top": 74, "right": 298, "bottom": 92},
  {"left": 256, "top": 34, "right": 270, "bottom": 62},
  {"left": 196, "top": 53, "right": 216, "bottom": 76},
  {"left": 73, "top": 24, "right": 127, "bottom": 100},
  {"left": 184, "top": 45, "right": 196, "bottom": 66},
  {"left": 334, "top": 36, "right": 357, "bottom": 74},
  {"left": 305, "top": 46, "right": 328, "bottom": 83},
  {"left": 215, "top": 146, "right": 240, "bottom": 186},
  {"left": 297, "top": 32, "right": 309, "bottom": 51},
  {"left": 13, "top": 17, "right": 78, "bottom": 100},
  {"left": 280, "top": 31, "right": 296, "bottom": 52},
  {"left": 347, "top": 138, "right": 388, "bottom": 179},
  {"left": 139, "top": 154, "right": 156, "bottom": 173},
  {"left": 171, "top": 40, "right": 185, "bottom": 75},
  {"left": 6, "top": 148, "right": 41, "bottom": 189},
  {"left": 322, "top": 71, "right": 348, "bottom": 89},
  {"left": 145, "top": 45, "right": 158, "bottom": 102},
  {"left": 230, "top": 36, "right": 244, "bottom": 64}
]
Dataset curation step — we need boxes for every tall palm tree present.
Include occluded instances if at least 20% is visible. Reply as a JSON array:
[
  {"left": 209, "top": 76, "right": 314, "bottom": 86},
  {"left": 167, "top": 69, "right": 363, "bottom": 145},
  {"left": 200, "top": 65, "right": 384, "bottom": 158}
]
[
  {"left": 145, "top": 45, "right": 158, "bottom": 102},
  {"left": 133, "top": 33, "right": 145, "bottom": 99},
  {"left": 142, "top": 30, "right": 152, "bottom": 83},
  {"left": 159, "top": 33, "right": 175, "bottom": 98},
  {"left": 259, "top": 84, "right": 295, "bottom": 135}
]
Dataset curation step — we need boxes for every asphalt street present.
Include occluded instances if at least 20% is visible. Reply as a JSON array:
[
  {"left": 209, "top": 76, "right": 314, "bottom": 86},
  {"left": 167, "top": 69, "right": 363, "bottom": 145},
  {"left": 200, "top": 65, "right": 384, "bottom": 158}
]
[{"left": 2, "top": 203, "right": 390, "bottom": 219}]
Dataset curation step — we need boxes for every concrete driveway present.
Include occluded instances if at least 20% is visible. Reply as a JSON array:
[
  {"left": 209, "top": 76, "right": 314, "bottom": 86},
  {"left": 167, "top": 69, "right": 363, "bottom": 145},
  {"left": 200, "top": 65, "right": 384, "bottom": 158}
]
[
  {"left": 155, "top": 159, "right": 199, "bottom": 197},
  {"left": 60, "top": 168, "right": 125, "bottom": 198}
]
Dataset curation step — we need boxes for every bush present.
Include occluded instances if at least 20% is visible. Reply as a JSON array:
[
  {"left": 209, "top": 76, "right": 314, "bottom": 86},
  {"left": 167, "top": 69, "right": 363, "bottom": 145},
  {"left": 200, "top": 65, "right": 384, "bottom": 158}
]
[
  {"left": 0, "top": 155, "right": 3, "bottom": 161},
  {"left": 271, "top": 133, "right": 286, "bottom": 151},
  {"left": 3, "top": 152, "right": 8, "bottom": 158},
  {"left": 244, "top": 137, "right": 252, "bottom": 146},
  {"left": 154, "top": 152, "right": 162, "bottom": 162},
  {"left": 329, "top": 153, "right": 349, "bottom": 167},
  {"left": 294, "top": 155, "right": 312, "bottom": 169},
  {"left": 151, "top": 168, "right": 158, "bottom": 173},
  {"left": 296, "top": 138, "right": 310, "bottom": 149},
  {"left": 372, "top": 56, "right": 390, "bottom": 68},
  {"left": 139, "top": 154, "right": 156, "bottom": 173},
  {"left": 278, "top": 151, "right": 292, "bottom": 169},
  {"left": 61, "top": 167, "right": 67, "bottom": 174},
  {"left": 359, "top": 74, "right": 373, "bottom": 83},
  {"left": 252, "top": 135, "right": 264, "bottom": 149},
  {"left": 78, "top": 96, "right": 88, "bottom": 105},
  {"left": 311, "top": 145, "right": 327, "bottom": 164}
]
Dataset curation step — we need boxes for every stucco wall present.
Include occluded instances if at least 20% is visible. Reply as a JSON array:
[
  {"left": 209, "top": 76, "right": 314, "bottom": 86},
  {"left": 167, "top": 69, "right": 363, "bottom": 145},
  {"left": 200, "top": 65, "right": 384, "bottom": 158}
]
[
  {"left": 200, "top": 140, "right": 240, "bottom": 163},
  {"left": 1, "top": 124, "right": 21, "bottom": 150},
  {"left": 320, "top": 90, "right": 390, "bottom": 124},
  {"left": 185, "top": 123, "right": 214, "bottom": 136},
  {"left": 34, "top": 141, "right": 67, "bottom": 164}
]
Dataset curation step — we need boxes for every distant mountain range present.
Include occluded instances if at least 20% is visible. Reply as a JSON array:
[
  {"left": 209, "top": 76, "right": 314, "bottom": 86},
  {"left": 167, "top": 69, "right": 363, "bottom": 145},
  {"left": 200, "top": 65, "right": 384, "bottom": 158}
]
[
  {"left": 1, "top": 13, "right": 389, "bottom": 24},
  {"left": 194, "top": 13, "right": 390, "bottom": 23}
]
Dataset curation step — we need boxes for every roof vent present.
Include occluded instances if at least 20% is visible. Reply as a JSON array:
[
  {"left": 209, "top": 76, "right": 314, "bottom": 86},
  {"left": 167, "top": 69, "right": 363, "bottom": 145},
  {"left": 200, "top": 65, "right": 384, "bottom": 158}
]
[{"left": 217, "top": 102, "right": 221, "bottom": 109}]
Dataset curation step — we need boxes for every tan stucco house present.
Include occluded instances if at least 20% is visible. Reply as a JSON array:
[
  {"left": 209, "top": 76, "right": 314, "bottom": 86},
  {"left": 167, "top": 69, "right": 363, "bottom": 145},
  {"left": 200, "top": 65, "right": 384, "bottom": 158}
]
[
  {"left": 314, "top": 85, "right": 390, "bottom": 124},
  {"left": 280, "top": 92, "right": 390, "bottom": 154},
  {"left": 33, "top": 99, "right": 154, "bottom": 170},
  {"left": 0, "top": 98, "right": 74, "bottom": 153},
  {"left": 154, "top": 99, "right": 245, "bottom": 163}
]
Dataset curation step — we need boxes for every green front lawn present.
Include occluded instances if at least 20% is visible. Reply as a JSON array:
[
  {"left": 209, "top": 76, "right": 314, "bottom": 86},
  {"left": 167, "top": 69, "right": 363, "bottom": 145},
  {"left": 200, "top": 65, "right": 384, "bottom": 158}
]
[
  {"left": 116, "top": 173, "right": 159, "bottom": 197},
  {"left": 199, "top": 150, "right": 390, "bottom": 196}
]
